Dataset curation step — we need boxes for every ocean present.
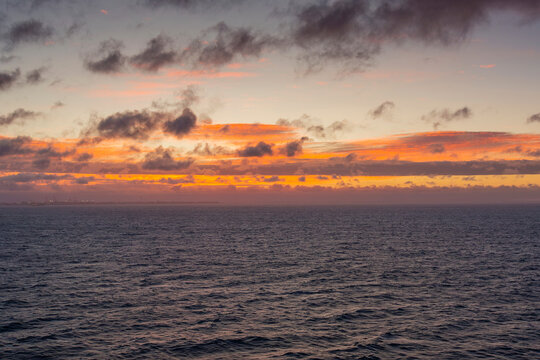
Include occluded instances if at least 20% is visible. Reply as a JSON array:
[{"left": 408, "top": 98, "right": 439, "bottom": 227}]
[{"left": 0, "top": 205, "right": 539, "bottom": 359}]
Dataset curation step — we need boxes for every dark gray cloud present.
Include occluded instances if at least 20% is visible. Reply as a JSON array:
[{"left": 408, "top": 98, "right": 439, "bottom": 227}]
[
  {"left": 142, "top": 0, "right": 201, "bottom": 7},
  {"left": 0, "top": 108, "right": 40, "bottom": 126},
  {"left": 345, "top": 153, "right": 357, "bottom": 162},
  {"left": 130, "top": 35, "right": 177, "bottom": 72},
  {"left": 25, "top": 67, "right": 46, "bottom": 84},
  {"left": 142, "top": 146, "right": 194, "bottom": 170},
  {"left": 31, "top": 145, "right": 75, "bottom": 170},
  {"left": 32, "top": 157, "right": 51, "bottom": 169},
  {"left": 59, "top": 161, "right": 87, "bottom": 173},
  {"left": 143, "top": 0, "right": 540, "bottom": 74},
  {"left": 400, "top": 131, "right": 499, "bottom": 147},
  {"left": 141, "top": 0, "right": 535, "bottom": 74},
  {"left": 263, "top": 175, "right": 281, "bottom": 182},
  {"left": 199, "top": 157, "right": 540, "bottom": 177},
  {"left": 290, "top": 0, "right": 374, "bottom": 73},
  {"left": 527, "top": 113, "right": 540, "bottom": 123},
  {"left": 3, "top": 19, "right": 53, "bottom": 49},
  {"left": 84, "top": 39, "right": 127, "bottom": 74},
  {"left": 89, "top": 23, "right": 279, "bottom": 73},
  {"left": 219, "top": 124, "right": 230, "bottom": 133},
  {"left": 280, "top": 137, "right": 308, "bottom": 157},
  {"left": 505, "top": 145, "right": 540, "bottom": 158},
  {"left": 287, "top": 0, "right": 540, "bottom": 73},
  {"left": 0, "top": 136, "right": 79, "bottom": 172},
  {"left": 422, "top": 107, "right": 472, "bottom": 129},
  {"left": 370, "top": 101, "right": 395, "bottom": 118},
  {"left": 74, "top": 0, "right": 540, "bottom": 77},
  {"left": 276, "top": 114, "right": 311, "bottom": 128},
  {"left": 277, "top": 115, "right": 350, "bottom": 139},
  {"left": 35, "top": 146, "right": 74, "bottom": 158},
  {"left": 180, "top": 22, "right": 281, "bottom": 69},
  {"left": 74, "top": 176, "right": 94, "bottom": 185},
  {"left": 305, "top": 120, "right": 349, "bottom": 139},
  {"left": 65, "top": 21, "right": 84, "bottom": 38},
  {"left": 320, "top": 120, "right": 350, "bottom": 137},
  {"left": 427, "top": 143, "right": 445, "bottom": 154},
  {"left": 178, "top": 84, "right": 200, "bottom": 108},
  {"left": 81, "top": 105, "right": 202, "bottom": 142},
  {"left": 0, "top": 172, "right": 71, "bottom": 183},
  {"left": 0, "top": 68, "right": 21, "bottom": 91},
  {"left": 141, "top": 0, "right": 242, "bottom": 9},
  {"left": 333, "top": 159, "right": 540, "bottom": 176},
  {"left": 237, "top": 141, "right": 273, "bottom": 157},
  {"left": 88, "top": 110, "right": 166, "bottom": 140},
  {"left": 0, "top": 136, "right": 32, "bottom": 156},
  {"left": 189, "top": 143, "right": 230, "bottom": 156},
  {"left": 371, "top": 0, "right": 540, "bottom": 45},
  {"left": 506, "top": 145, "right": 523, "bottom": 154},
  {"left": 163, "top": 108, "right": 197, "bottom": 137},
  {"left": 97, "top": 166, "right": 125, "bottom": 174},
  {"left": 51, "top": 101, "right": 65, "bottom": 109},
  {"left": 75, "top": 152, "right": 93, "bottom": 162},
  {"left": 159, "top": 174, "right": 195, "bottom": 184}
]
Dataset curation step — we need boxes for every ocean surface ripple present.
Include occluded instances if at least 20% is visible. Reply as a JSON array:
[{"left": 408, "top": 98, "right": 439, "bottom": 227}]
[{"left": 1, "top": 205, "right": 539, "bottom": 359}]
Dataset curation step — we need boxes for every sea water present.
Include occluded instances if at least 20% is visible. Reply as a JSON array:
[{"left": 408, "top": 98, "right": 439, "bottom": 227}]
[{"left": 1, "top": 205, "right": 539, "bottom": 359}]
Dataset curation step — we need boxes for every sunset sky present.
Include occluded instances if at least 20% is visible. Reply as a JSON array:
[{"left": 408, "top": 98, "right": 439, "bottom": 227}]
[{"left": 1, "top": 0, "right": 540, "bottom": 204}]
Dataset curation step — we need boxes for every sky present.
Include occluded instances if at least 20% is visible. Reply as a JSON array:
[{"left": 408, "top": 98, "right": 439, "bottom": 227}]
[{"left": 1, "top": 0, "right": 540, "bottom": 204}]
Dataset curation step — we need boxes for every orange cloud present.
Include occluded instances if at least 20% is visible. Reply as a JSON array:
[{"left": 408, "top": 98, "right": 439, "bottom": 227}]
[
  {"left": 2, "top": 171, "right": 539, "bottom": 204},
  {"left": 188, "top": 123, "right": 298, "bottom": 143},
  {"left": 2, "top": 131, "right": 540, "bottom": 185},
  {"left": 314, "top": 131, "right": 540, "bottom": 161}
]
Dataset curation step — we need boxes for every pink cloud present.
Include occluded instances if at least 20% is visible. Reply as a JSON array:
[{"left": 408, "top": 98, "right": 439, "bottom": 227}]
[
  {"left": 87, "top": 81, "right": 183, "bottom": 98},
  {"left": 479, "top": 64, "right": 496, "bottom": 68},
  {"left": 227, "top": 63, "right": 244, "bottom": 69},
  {"left": 131, "top": 82, "right": 179, "bottom": 90},
  {"left": 88, "top": 88, "right": 160, "bottom": 98},
  {"left": 100, "top": 9, "right": 108, "bottom": 15}
]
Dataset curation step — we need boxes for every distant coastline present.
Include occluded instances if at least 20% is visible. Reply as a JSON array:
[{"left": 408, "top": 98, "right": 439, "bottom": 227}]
[{"left": 0, "top": 201, "right": 221, "bottom": 206}]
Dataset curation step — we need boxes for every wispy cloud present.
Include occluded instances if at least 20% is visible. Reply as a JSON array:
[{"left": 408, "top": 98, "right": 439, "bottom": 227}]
[
  {"left": 527, "top": 113, "right": 540, "bottom": 123},
  {"left": 84, "top": 39, "right": 127, "bottom": 74},
  {"left": 422, "top": 107, "right": 472, "bottom": 130},
  {"left": 0, "top": 109, "right": 41, "bottom": 127},
  {"left": 3, "top": 19, "right": 54, "bottom": 50}
]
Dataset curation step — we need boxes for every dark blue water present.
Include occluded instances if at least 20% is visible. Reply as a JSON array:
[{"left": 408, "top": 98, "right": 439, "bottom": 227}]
[{"left": 0, "top": 205, "right": 539, "bottom": 359}]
